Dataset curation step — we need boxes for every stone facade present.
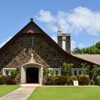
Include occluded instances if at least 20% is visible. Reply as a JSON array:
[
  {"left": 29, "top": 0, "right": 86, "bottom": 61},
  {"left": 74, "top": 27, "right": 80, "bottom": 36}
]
[{"left": 0, "top": 33, "right": 94, "bottom": 74}]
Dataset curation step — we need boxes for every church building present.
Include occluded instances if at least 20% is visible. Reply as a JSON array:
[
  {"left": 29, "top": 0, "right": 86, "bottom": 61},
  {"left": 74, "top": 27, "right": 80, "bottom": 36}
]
[{"left": 0, "top": 18, "right": 100, "bottom": 85}]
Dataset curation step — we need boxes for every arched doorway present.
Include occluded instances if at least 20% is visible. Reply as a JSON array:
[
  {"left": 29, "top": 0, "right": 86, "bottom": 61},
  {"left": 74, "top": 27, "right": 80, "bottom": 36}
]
[
  {"left": 21, "top": 53, "right": 43, "bottom": 86},
  {"left": 26, "top": 67, "right": 39, "bottom": 83}
]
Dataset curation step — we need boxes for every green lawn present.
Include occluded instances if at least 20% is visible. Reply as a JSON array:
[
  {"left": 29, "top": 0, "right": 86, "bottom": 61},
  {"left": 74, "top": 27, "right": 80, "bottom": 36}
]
[
  {"left": 27, "top": 86, "right": 100, "bottom": 100},
  {"left": 0, "top": 85, "right": 20, "bottom": 98}
]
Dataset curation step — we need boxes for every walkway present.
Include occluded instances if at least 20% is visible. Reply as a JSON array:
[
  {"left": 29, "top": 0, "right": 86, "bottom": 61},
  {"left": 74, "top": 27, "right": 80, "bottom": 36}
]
[{"left": 0, "top": 85, "right": 37, "bottom": 100}]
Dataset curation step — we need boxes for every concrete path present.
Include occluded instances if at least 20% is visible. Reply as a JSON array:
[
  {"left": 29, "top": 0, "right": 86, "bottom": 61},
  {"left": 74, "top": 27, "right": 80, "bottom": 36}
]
[{"left": 0, "top": 86, "right": 36, "bottom": 100}]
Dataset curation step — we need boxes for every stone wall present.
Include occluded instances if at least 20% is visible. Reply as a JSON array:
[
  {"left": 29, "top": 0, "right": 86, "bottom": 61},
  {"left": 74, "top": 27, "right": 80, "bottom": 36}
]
[{"left": 0, "top": 34, "right": 93, "bottom": 73}]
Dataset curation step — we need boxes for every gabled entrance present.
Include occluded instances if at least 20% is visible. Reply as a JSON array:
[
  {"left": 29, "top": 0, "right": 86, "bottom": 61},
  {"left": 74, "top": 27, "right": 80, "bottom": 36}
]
[
  {"left": 26, "top": 67, "right": 39, "bottom": 83},
  {"left": 21, "top": 53, "right": 43, "bottom": 86}
]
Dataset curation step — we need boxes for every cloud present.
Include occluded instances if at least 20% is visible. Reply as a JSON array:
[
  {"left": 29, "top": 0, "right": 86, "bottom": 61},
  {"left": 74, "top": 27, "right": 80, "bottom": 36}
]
[
  {"left": 36, "top": 6, "right": 100, "bottom": 35},
  {"left": 78, "top": 43, "right": 86, "bottom": 48},
  {"left": 0, "top": 36, "right": 12, "bottom": 48},
  {"left": 36, "top": 9, "right": 56, "bottom": 23},
  {"left": 71, "top": 41, "right": 76, "bottom": 50}
]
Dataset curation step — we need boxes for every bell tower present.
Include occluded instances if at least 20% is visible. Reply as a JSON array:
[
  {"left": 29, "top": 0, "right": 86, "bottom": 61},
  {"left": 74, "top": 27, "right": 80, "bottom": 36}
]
[{"left": 57, "top": 25, "right": 71, "bottom": 54}]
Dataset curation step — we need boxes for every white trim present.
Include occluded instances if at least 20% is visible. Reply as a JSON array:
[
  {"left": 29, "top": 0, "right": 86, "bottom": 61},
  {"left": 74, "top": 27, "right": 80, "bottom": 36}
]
[
  {"left": 72, "top": 68, "right": 84, "bottom": 76},
  {"left": 3, "top": 68, "right": 16, "bottom": 75},
  {"left": 48, "top": 68, "right": 61, "bottom": 76},
  {"left": 21, "top": 63, "right": 43, "bottom": 86}
]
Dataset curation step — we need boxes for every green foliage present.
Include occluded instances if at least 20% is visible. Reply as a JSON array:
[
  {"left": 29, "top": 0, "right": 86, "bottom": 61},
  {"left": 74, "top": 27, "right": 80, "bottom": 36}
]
[
  {"left": 0, "top": 75, "right": 16, "bottom": 85},
  {"left": 78, "top": 74, "right": 90, "bottom": 85},
  {"left": 0, "top": 75, "right": 3, "bottom": 84},
  {"left": 43, "top": 68, "right": 49, "bottom": 76},
  {"left": 81, "top": 63, "right": 90, "bottom": 73},
  {"left": 44, "top": 75, "right": 68, "bottom": 85},
  {"left": 68, "top": 76, "right": 78, "bottom": 84},
  {"left": 0, "top": 75, "right": 7, "bottom": 84},
  {"left": 72, "top": 41, "right": 100, "bottom": 54},
  {"left": 89, "top": 80, "right": 95, "bottom": 85},
  {"left": 61, "top": 62, "right": 73, "bottom": 76},
  {"left": 11, "top": 70, "right": 18, "bottom": 78},
  {"left": 96, "top": 76, "right": 100, "bottom": 85}
]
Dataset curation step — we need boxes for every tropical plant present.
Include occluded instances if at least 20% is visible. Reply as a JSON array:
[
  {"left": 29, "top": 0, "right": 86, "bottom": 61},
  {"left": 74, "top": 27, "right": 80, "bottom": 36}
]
[
  {"left": 61, "top": 62, "right": 73, "bottom": 76},
  {"left": 43, "top": 68, "right": 49, "bottom": 76},
  {"left": 11, "top": 70, "right": 18, "bottom": 78},
  {"left": 81, "top": 63, "right": 90, "bottom": 74}
]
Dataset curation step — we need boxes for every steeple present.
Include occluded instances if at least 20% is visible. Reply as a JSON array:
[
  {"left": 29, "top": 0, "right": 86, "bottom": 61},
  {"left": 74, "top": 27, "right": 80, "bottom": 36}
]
[{"left": 57, "top": 24, "right": 62, "bottom": 36}]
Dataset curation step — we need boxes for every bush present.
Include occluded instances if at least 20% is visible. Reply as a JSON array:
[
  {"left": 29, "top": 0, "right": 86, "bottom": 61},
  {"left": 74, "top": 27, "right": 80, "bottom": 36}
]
[
  {"left": 96, "top": 76, "right": 100, "bottom": 85},
  {"left": 5, "top": 75, "right": 16, "bottom": 85},
  {"left": 57, "top": 76, "right": 68, "bottom": 85},
  {"left": 44, "top": 75, "right": 68, "bottom": 85},
  {"left": 11, "top": 70, "right": 18, "bottom": 78},
  {"left": 0, "top": 75, "right": 3, "bottom": 84},
  {"left": 78, "top": 74, "right": 90, "bottom": 85},
  {"left": 68, "top": 76, "right": 78, "bottom": 85}
]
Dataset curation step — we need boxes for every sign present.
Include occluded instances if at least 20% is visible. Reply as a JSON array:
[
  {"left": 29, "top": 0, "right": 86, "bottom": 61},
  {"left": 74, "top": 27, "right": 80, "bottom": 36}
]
[{"left": 73, "top": 80, "right": 79, "bottom": 86}]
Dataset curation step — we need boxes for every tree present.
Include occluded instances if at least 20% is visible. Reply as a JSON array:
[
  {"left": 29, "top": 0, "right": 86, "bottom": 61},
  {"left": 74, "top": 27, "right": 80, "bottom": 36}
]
[
  {"left": 72, "top": 47, "right": 80, "bottom": 54},
  {"left": 81, "top": 63, "right": 100, "bottom": 84},
  {"left": 43, "top": 68, "right": 49, "bottom": 76},
  {"left": 81, "top": 63, "right": 90, "bottom": 74},
  {"left": 61, "top": 62, "right": 73, "bottom": 76},
  {"left": 72, "top": 41, "right": 100, "bottom": 54},
  {"left": 92, "top": 65, "right": 100, "bottom": 80}
]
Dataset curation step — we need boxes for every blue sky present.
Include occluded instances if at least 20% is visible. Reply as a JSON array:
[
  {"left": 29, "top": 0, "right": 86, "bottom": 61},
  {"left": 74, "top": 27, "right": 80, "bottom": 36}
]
[{"left": 0, "top": 0, "right": 100, "bottom": 50}]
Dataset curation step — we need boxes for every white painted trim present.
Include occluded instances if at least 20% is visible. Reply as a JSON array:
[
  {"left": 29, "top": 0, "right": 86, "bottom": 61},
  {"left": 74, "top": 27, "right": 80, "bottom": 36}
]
[
  {"left": 48, "top": 68, "right": 61, "bottom": 76},
  {"left": 3, "top": 68, "right": 16, "bottom": 75},
  {"left": 72, "top": 68, "right": 84, "bottom": 75},
  {"left": 21, "top": 63, "right": 43, "bottom": 86}
]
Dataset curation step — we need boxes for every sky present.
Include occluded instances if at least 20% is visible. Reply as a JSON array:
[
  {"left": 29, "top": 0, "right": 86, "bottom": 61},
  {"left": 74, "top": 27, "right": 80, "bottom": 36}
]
[{"left": 0, "top": 0, "right": 100, "bottom": 50}]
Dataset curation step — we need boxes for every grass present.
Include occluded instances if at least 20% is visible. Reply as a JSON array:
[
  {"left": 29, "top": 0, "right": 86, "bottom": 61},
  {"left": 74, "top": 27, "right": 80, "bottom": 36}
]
[
  {"left": 27, "top": 86, "right": 100, "bottom": 100},
  {"left": 0, "top": 85, "right": 20, "bottom": 98}
]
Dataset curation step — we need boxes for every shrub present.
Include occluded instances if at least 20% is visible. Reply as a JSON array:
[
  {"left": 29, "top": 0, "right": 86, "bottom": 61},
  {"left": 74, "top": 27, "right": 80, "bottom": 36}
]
[
  {"left": 2, "top": 75, "right": 7, "bottom": 84},
  {"left": 68, "top": 76, "right": 78, "bottom": 85},
  {"left": 57, "top": 76, "right": 68, "bottom": 85},
  {"left": 44, "top": 75, "right": 68, "bottom": 85},
  {"left": 6, "top": 75, "right": 16, "bottom": 85},
  {"left": 96, "top": 76, "right": 100, "bottom": 85},
  {"left": 11, "top": 70, "right": 18, "bottom": 78},
  {"left": 78, "top": 74, "right": 90, "bottom": 85},
  {"left": 0, "top": 75, "right": 3, "bottom": 84}
]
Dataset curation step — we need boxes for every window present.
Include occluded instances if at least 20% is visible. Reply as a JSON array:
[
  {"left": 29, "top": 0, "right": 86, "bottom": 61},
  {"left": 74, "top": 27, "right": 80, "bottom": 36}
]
[
  {"left": 74, "top": 71, "right": 77, "bottom": 75},
  {"left": 3, "top": 68, "right": 16, "bottom": 76},
  {"left": 72, "top": 68, "right": 83, "bottom": 76},
  {"left": 79, "top": 71, "right": 81, "bottom": 75},
  {"left": 48, "top": 68, "right": 61, "bottom": 76},
  {"left": 5, "top": 71, "right": 9, "bottom": 75},
  {"left": 55, "top": 71, "right": 58, "bottom": 75}
]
